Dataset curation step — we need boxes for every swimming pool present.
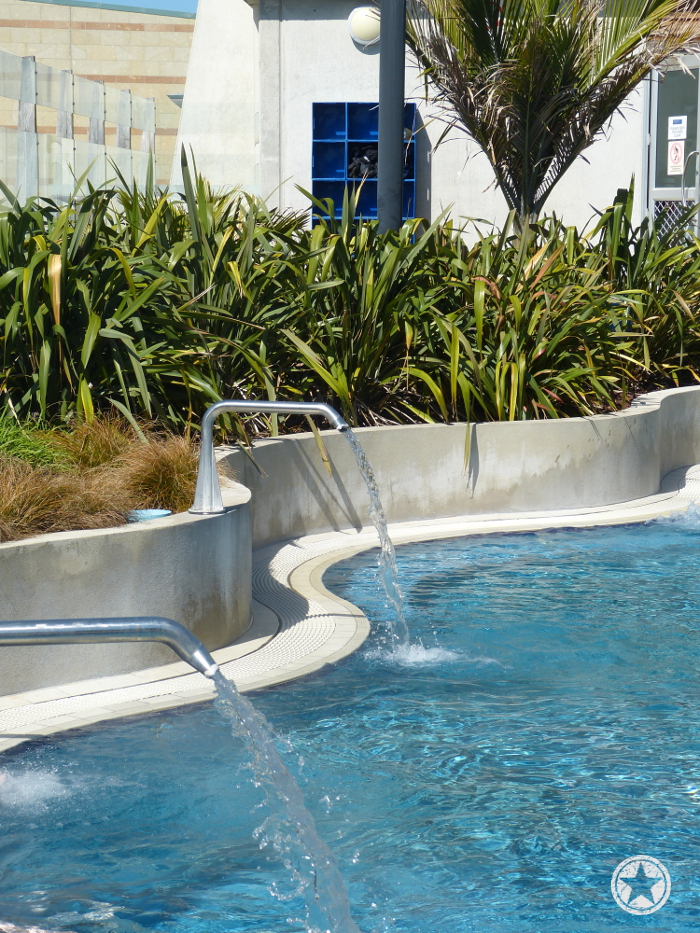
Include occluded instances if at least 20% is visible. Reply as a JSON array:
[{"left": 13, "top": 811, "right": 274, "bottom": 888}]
[{"left": 2, "top": 515, "right": 700, "bottom": 932}]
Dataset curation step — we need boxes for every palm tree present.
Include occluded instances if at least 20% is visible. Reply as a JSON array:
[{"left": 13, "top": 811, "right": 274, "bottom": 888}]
[{"left": 407, "top": 0, "right": 700, "bottom": 226}]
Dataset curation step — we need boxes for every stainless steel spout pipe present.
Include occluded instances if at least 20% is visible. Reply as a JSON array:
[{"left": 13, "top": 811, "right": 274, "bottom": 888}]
[
  {"left": 190, "top": 400, "right": 349, "bottom": 514},
  {"left": 0, "top": 617, "right": 219, "bottom": 678}
]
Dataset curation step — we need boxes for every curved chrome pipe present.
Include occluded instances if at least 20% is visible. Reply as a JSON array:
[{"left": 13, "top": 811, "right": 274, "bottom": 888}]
[
  {"left": 0, "top": 617, "right": 219, "bottom": 678},
  {"left": 190, "top": 400, "right": 349, "bottom": 514},
  {"left": 682, "top": 149, "right": 700, "bottom": 206}
]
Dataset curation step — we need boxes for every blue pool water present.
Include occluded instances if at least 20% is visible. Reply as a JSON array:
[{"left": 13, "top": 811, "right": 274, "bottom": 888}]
[{"left": 2, "top": 515, "right": 700, "bottom": 932}]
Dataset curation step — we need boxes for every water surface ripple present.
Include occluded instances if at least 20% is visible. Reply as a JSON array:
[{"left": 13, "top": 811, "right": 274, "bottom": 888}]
[{"left": 2, "top": 517, "right": 700, "bottom": 931}]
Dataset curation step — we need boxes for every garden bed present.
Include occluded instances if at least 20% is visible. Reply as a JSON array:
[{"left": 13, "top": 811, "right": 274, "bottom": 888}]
[{"left": 0, "top": 417, "right": 202, "bottom": 541}]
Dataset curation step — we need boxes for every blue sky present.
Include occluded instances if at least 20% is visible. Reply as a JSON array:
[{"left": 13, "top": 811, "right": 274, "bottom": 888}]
[{"left": 23, "top": 0, "right": 198, "bottom": 18}]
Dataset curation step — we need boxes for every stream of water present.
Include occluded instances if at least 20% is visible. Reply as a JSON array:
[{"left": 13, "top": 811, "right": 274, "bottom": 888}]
[
  {"left": 201, "top": 429, "right": 406, "bottom": 931},
  {"left": 343, "top": 428, "right": 408, "bottom": 647},
  {"left": 212, "top": 671, "right": 361, "bottom": 933}
]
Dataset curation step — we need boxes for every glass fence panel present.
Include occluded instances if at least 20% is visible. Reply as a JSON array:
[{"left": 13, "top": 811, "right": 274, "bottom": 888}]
[
  {"left": 105, "top": 86, "right": 131, "bottom": 126},
  {"left": 131, "top": 95, "right": 155, "bottom": 132},
  {"left": 74, "top": 139, "right": 106, "bottom": 192},
  {"left": 74, "top": 76, "right": 104, "bottom": 120},
  {"left": 105, "top": 144, "right": 132, "bottom": 185},
  {"left": 0, "top": 50, "right": 23, "bottom": 103},
  {"left": 131, "top": 150, "right": 153, "bottom": 187},
  {"left": 38, "top": 133, "right": 76, "bottom": 203},
  {"left": 16, "top": 131, "right": 38, "bottom": 199},
  {"left": 0, "top": 126, "right": 19, "bottom": 202},
  {"left": 36, "top": 63, "right": 72, "bottom": 113}
]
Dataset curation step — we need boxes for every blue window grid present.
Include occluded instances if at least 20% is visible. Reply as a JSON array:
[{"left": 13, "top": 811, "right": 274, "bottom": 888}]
[{"left": 311, "top": 102, "right": 416, "bottom": 222}]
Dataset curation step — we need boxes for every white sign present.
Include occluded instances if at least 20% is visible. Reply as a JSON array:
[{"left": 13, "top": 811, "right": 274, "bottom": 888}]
[
  {"left": 668, "top": 115, "right": 688, "bottom": 140},
  {"left": 668, "top": 139, "right": 685, "bottom": 175}
]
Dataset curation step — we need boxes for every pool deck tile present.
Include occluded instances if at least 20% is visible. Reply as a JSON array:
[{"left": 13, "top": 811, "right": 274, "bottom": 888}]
[{"left": 1, "top": 463, "right": 700, "bottom": 753}]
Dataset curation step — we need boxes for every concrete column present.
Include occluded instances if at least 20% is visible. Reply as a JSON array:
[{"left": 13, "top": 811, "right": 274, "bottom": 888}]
[
  {"left": 258, "top": 0, "right": 282, "bottom": 205},
  {"left": 173, "top": 0, "right": 259, "bottom": 191}
]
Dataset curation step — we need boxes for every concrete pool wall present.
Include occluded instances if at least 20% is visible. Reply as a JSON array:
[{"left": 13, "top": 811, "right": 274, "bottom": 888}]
[
  {"left": 219, "top": 385, "right": 700, "bottom": 547},
  {"left": 2, "top": 384, "right": 700, "bottom": 697},
  {"left": 0, "top": 481, "right": 252, "bottom": 695}
]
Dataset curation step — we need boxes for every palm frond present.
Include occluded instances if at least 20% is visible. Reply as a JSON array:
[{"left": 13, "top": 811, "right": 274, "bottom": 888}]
[{"left": 407, "top": 0, "right": 700, "bottom": 220}]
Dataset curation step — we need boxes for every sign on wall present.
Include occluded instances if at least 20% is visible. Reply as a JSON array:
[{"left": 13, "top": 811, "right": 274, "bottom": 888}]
[
  {"left": 668, "top": 115, "right": 688, "bottom": 140},
  {"left": 668, "top": 139, "right": 685, "bottom": 175}
]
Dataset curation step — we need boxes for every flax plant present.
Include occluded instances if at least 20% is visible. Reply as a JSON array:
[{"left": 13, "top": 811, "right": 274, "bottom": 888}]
[
  {"left": 2, "top": 165, "right": 700, "bottom": 434},
  {"left": 0, "top": 156, "right": 306, "bottom": 430},
  {"left": 588, "top": 184, "right": 700, "bottom": 393},
  {"left": 278, "top": 189, "right": 454, "bottom": 426},
  {"left": 408, "top": 212, "right": 624, "bottom": 421}
]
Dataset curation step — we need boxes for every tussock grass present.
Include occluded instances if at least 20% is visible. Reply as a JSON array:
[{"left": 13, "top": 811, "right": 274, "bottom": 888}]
[
  {"left": 0, "top": 418, "right": 203, "bottom": 542},
  {"left": 0, "top": 458, "right": 130, "bottom": 542},
  {"left": 48, "top": 416, "right": 137, "bottom": 469},
  {"left": 117, "top": 433, "right": 199, "bottom": 514}
]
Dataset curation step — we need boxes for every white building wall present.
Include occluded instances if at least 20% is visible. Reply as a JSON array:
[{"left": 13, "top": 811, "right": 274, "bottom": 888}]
[
  {"left": 176, "top": 0, "right": 647, "bottom": 228},
  {"left": 269, "top": 0, "right": 382, "bottom": 210},
  {"left": 407, "top": 77, "right": 646, "bottom": 230},
  {"left": 173, "top": 0, "right": 259, "bottom": 191}
]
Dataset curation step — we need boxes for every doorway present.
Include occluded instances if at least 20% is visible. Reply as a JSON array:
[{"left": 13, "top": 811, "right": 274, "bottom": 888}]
[{"left": 649, "top": 60, "right": 700, "bottom": 233}]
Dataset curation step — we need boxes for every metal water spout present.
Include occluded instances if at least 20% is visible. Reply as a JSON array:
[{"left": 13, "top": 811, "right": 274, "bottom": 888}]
[
  {"left": 190, "top": 400, "right": 349, "bottom": 515},
  {"left": 0, "top": 616, "right": 219, "bottom": 678}
]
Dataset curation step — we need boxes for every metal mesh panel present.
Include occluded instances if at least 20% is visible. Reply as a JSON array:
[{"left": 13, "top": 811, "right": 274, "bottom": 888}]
[{"left": 654, "top": 199, "right": 694, "bottom": 235}]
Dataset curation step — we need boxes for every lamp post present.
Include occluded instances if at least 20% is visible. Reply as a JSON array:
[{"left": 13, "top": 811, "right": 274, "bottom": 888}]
[{"left": 377, "top": 0, "right": 406, "bottom": 233}]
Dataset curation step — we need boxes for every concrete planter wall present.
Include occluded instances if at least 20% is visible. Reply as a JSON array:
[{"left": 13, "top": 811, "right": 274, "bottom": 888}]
[
  {"left": 0, "top": 483, "right": 251, "bottom": 695},
  {"left": 219, "top": 386, "right": 700, "bottom": 548},
  {"left": 3, "top": 385, "right": 700, "bottom": 696}
]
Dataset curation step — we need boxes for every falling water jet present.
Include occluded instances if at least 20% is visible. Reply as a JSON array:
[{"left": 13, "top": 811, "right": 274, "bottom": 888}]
[
  {"left": 342, "top": 427, "right": 408, "bottom": 647},
  {"left": 0, "top": 617, "right": 362, "bottom": 933},
  {"left": 190, "top": 399, "right": 409, "bottom": 647},
  {"left": 213, "top": 671, "right": 362, "bottom": 933}
]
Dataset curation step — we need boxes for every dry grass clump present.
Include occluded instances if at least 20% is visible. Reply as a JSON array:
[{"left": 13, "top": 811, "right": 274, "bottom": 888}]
[
  {"left": 48, "top": 416, "right": 136, "bottom": 469},
  {"left": 0, "top": 417, "right": 203, "bottom": 542},
  {"left": 0, "top": 457, "right": 131, "bottom": 542},
  {"left": 117, "top": 433, "right": 199, "bottom": 514}
]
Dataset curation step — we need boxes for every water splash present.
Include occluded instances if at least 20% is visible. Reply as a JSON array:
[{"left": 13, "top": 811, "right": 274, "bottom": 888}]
[
  {"left": 364, "top": 643, "right": 507, "bottom": 668},
  {"left": 343, "top": 428, "right": 408, "bottom": 647},
  {"left": 212, "top": 671, "right": 361, "bottom": 933},
  {"left": 652, "top": 501, "right": 700, "bottom": 528},
  {"left": 365, "top": 643, "right": 462, "bottom": 666},
  {"left": 0, "top": 771, "right": 69, "bottom": 808}
]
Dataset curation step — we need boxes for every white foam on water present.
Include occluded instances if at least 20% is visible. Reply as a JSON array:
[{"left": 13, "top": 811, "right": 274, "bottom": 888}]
[
  {"left": 0, "top": 923, "right": 78, "bottom": 933},
  {"left": 366, "top": 643, "right": 460, "bottom": 666},
  {"left": 0, "top": 770, "right": 69, "bottom": 808},
  {"left": 652, "top": 501, "right": 700, "bottom": 528},
  {"left": 46, "top": 903, "right": 117, "bottom": 925},
  {"left": 366, "top": 642, "right": 506, "bottom": 668}
]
